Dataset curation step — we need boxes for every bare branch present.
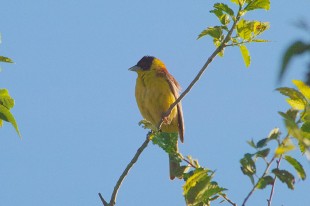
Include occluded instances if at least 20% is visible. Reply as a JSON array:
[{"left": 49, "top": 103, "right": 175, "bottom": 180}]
[
  {"left": 98, "top": 193, "right": 109, "bottom": 206},
  {"left": 99, "top": 134, "right": 151, "bottom": 206}
]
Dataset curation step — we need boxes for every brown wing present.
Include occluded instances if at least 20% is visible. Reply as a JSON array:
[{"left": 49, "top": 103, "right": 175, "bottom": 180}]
[{"left": 159, "top": 68, "right": 185, "bottom": 142}]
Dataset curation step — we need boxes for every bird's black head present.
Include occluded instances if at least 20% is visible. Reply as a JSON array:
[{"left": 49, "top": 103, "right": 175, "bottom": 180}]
[{"left": 136, "top": 56, "right": 155, "bottom": 71}]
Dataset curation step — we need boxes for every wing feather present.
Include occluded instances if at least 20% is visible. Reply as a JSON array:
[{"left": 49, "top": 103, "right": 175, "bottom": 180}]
[{"left": 159, "top": 68, "right": 185, "bottom": 142}]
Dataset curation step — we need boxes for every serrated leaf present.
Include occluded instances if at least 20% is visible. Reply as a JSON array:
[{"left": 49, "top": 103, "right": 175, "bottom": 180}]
[
  {"left": 237, "top": 19, "right": 252, "bottom": 40},
  {"left": 277, "top": 87, "right": 307, "bottom": 110},
  {"left": 279, "top": 41, "right": 310, "bottom": 81},
  {"left": 272, "top": 169, "right": 295, "bottom": 189},
  {"left": 138, "top": 119, "right": 158, "bottom": 131},
  {"left": 239, "top": 45, "right": 251, "bottom": 67},
  {"left": 253, "top": 21, "right": 270, "bottom": 35},
  {"left": 256, "top": 148, "right": 270, "bottom": 158},
  {"left": 0, "top": 56, "right": 14, "bottom": 63},
  {"left": 284, "top": 155, "right": 306, "bottom": 180},
  {"left": 213, "top": 3, "right": 234, "bottom": 16},
  {"left": 237, "top": 19, "right": 269, "bottom": 41},
  {"left": 286, "top": 109, "right": 299, "bottom": 122},
  {"left": 256, "top": 176, "right": 274, "bottom": 189},
  {"left": 0, "top": 89, "right": 15, "bottom": 109},
  {"left": 152, "top": 132, "right": 179, "bottom": 155},
  {"left": 244, "top": 0, "right": 270, "bottom": 11},
  {"left": 287, "top": 98, "right": 307, "bottom": 110},
  {"left": 197, "top": 26, "right": 223, "bottom": 40},
  {"left": 0, "top": 104, "right": 21, "bottom": 138},
  {"left": 183, "top": 169, "right": 226, "bottom": 206},
  {"left": 293, "top": 80, "right": 310, "bottom": 100}
]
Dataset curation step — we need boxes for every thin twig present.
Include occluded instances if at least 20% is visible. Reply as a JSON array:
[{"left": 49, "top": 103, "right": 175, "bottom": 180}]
[
  {"left": 242, "top": 156, "right": 277, "bottom": 206},
  {"left": 99, "top": 134, "right": 151, "bottom": 206},
  {"left": 181, "top": 156, "right": 198, "bottom": 168},
  {"left": 98, "top": 193, "right": 109, "bottom": 206},
  {"left": 157, "top": 5, "right": 243, "bottom": 130},
  {"left": 220, "top": 194, "right": 238, "bottom": 206},
  {"left": 267, "top": 155, "right": 283, "bottom": 206}
]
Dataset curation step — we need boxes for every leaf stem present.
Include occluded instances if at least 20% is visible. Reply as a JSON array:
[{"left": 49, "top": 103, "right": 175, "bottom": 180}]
[
  {"left": 267, "top": 155, "right": 283, "bottom": 206},
  {"left": 220, "top": 194, "right": 238, "bottom": 206},
  {"left": 242, "top": 156, "right": 277, "bottom": 206}
]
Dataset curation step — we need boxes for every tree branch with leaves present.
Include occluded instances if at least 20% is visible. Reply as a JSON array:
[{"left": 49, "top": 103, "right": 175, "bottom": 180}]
[{"left": 99, "top": 0, "right": 309, "bottom": 206}]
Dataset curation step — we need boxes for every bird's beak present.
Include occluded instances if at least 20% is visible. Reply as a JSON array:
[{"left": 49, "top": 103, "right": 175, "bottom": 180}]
[{"left": 128, "top": 65, "right": 140, "bottom": 72}]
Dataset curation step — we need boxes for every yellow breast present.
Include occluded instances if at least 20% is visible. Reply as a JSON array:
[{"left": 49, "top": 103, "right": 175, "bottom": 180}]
[{"left": 135, "top": 70, "right": 178, "bottom": 133}]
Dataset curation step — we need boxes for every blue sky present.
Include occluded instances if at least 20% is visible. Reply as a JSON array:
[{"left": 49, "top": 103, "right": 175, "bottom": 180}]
[{"left": 0, "top": 0, "right": 309, "bottom": 205}]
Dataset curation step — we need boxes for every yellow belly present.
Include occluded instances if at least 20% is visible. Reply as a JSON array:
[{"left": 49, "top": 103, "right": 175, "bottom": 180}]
[{"left": 135, "top": 72, "right": 178, "bottom": 133}]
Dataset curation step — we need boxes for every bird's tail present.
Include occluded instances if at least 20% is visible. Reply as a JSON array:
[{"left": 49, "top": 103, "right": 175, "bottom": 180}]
[
  {"left": 169, "top": 154, "right": 180, "bottom": 180},
  {"left": 169, "top": 141, "right": 182, "bottom": 180}
]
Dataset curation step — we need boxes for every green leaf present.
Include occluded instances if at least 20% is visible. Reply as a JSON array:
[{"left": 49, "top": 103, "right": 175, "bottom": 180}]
[
  {"left": 255, "top": 148, "right": 270, "bottom": 158},
  {"left": 240, "top": 153, "right": 256, "bottom": 184},
  {"left": 256, "top": 138, "right": 268, "bottom": 148},
  {"left": 210, "top": 9, "right": 230, "bottom": 25},
  {"left": 244, "top": 0, "right": 270, "bottom": 11},
  {"left": 138, "top": 119, "right": 158, "bottom": 131},
  {"left": 197, "top": 26, "right": 223, "bottom": 40},
  {"left": 275, "top": 143, "right": 295, "bottom": 155},
  {"left": 0, "top": 56, "right": 14, "bottom": 63},
  {"left": 256, "top": 176, "right": 274, "bottom": 189},
  {"left": 183, "top": 169, "right": 226, "bottom": 206},
  {"left": 284, "top": 155, "right": 306, "bottom": 180},
  {"left": 277, "top": 87, "right": 307, "bottom": 110},
  {"left": 239, "top": 45, "right": 251, "bottom": 67},
  {"left": 252, "top": 39, "right": 270, "bottom": 43},
  {"left": 293, "top": 80, "right": 310, "bottom": 100},
  {"left": 0, "top": 104, "right": 21, "bottom": 138},
  {"left": 275, "top": 137, "right": 295, "bottom": 155},
  {"left": 0, "top": 89, "right": 15, "bottom": 109},
  {"left": 279, "top": 41, "right": 310, "bottom": 81},
  {"left": 247, "top": 139, "right": 257, "bottom": 148},
  {"left": 272, "top": 169, "right": 295, "bottom": 189},
  {"left": 231, "top": 0, "right": 245, "bottom": 6},
  {"left": 213, "top": 3, "right": 234, "bottom": 16},
  {"left": 279, "top": 111, "right": 304, "bottom": 142},
  {"left": 152, "top": 132, "right": 179, "bottom": 156},
  {"left": 213, "top": 39, "right": 225, "bottom": 57},
  {"left": 237, "top": 19, "right": 269, "bottom": 41},
  {"left": 237, "top": 19, "right": 252, "bottom": 40},
  {"left": 285, "top": 109, "right": 299, "bottom": 122}
]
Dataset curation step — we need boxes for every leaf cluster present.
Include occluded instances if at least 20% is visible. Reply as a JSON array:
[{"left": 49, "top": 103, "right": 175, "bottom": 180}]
[
  {"left": 240, "top": 80, "right": 309, "bottom": 203},
  {"left": 198, "top": 0, "right": 270, "bottom": 67},
  {"left": 0, "top": 33, "right": 20, "bottom": 138}
]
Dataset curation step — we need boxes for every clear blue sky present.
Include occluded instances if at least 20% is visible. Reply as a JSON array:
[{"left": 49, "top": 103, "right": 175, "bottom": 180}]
[{"left": 0, "top": 0, "right": 309, "bottom": 205}]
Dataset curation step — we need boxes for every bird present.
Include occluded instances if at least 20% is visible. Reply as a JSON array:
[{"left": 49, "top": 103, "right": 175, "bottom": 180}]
[{"left": 129, "top": 56, "right": 184, "bottom": 180}]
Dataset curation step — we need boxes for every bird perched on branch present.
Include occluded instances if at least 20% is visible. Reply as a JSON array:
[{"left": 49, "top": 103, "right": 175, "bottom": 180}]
[{"left": 129, "top": 56, "right": 184, "bottom": 180}]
